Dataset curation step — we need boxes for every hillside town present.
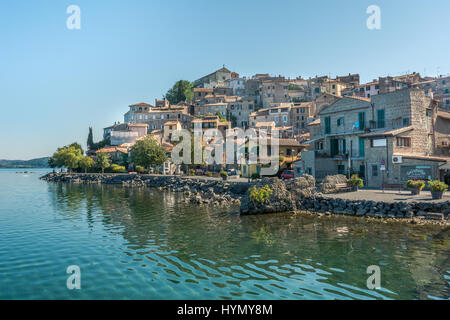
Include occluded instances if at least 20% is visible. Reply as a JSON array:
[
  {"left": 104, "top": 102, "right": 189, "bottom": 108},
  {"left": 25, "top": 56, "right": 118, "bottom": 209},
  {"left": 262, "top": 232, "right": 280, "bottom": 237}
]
[{"left": 90, "top": 67, "right": 450, "bottom": 189}]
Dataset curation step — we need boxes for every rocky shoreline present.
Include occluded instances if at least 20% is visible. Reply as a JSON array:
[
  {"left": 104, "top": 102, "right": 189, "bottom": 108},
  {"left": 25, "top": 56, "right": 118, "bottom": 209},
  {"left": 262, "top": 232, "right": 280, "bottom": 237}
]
[{"left": 40, "top": 172, "right": 449, "bottom": 225}]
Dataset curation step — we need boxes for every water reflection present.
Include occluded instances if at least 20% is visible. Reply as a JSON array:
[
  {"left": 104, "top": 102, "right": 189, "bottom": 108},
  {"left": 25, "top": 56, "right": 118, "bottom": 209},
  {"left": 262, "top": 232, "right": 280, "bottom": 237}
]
[{"left": 48, "top": 182, "right": 449, "bottom": 300}]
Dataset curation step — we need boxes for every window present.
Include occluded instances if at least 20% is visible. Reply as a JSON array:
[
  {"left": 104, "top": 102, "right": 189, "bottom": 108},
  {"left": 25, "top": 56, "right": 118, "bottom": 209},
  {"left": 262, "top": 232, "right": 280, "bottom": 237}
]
[
  {"left": 402, "top": 118, "right": 410, "bottom": 126},
  {"left": 371, "top": 138, "right": 387, "bottom": 147},
  {"left": 377, "top": 109, "right": 385, "bottom": 128},
  {"left": 372, "top": 165, "right": 378, "bottom": 177},
  {"left": 366, "top": 86, "right": 371, "bottom": 91},
  {"left": 324, "top": 116, "right": 331, "bottom": 134},
  {"left": 337, "top": 165, "right": 345, "bottom": 175},
  {"left": 396, "top": 137, "right": 411, "bottom": 147},
  {"left": 337, "top": 117, "right": 344, "bottom": 126}
]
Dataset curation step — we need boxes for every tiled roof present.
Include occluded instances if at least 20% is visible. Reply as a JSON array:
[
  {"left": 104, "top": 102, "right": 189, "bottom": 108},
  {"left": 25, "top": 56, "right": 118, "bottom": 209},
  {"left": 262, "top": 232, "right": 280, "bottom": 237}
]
[
  {"left": 360, "top": 126, "right": 413, "bottom": 137},
  {"left": 393, "top": 153, "right": 450, "bottom": 162},
  {"left": 96, "top": 147, "right": 128, "bottom": 154},
  {"left": 164, "top": 121, "right": 180, "bottom": 126},
  {"left": 438, "top": 111, "right": 450, "bottom": 120},
  {"left": 130, "top": 102, "right": 152, "bottom": 107}
]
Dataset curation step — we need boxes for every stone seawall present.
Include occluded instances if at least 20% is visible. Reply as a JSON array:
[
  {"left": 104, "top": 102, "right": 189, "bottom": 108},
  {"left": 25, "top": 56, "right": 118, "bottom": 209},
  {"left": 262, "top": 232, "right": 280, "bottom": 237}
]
[{"left": 40, "top": 173, "right": 449, "bottom": 224}]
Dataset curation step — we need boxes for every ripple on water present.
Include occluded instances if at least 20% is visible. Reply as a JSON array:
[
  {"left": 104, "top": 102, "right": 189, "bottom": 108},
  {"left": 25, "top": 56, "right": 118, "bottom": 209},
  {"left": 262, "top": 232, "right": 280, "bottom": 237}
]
[{"left": 0, "top": 170, "right": 448, "bottom": 299}]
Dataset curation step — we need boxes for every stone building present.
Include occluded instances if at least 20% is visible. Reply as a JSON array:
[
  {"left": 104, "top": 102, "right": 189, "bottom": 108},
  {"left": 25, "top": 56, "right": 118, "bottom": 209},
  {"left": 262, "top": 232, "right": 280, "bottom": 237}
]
[
  {"left": 227, "top": 96, "right": 255, "bottom": 128},
  {"left": 249, "top": 103, "right": 292, "bottom": 128},
  {"left": 124, "top": 102, "right": 153, "bottom": 123},
  {"left": 193, "top": 67, "right": 233, "bottom": 88},
  {"left": 300, "top": 87, "right": 448, "bottom": 186},
  {"left": 435, "top": 110, "right": 450, "bottom": 156},
  {"left": 130, "top": 105, "right": 193, "bottom": 131},
  {"left": 290, "top": 102, "right": 313, "bottom": 134},
  {"left": 260, "top": 77, "right": 290, "bottom": 107}
]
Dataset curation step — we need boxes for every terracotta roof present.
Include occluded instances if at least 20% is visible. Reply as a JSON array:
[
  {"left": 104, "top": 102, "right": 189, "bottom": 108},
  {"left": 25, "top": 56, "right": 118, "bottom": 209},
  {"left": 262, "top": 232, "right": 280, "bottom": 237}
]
[
  {"left": 255, "top": 121, "right": 276, "bottom": 127},
  {"left": 130, "top": 102, "right": 152, "bottom": 107},
  {"left": 438, "top": 111, "right": 450, "bottom": 120},
  {"left": 96, "top": 147, "right": 128, "bottom": 154},
  {"left": 164, "top": 121, "right": 180, "bottom": 126},
  {"left": 276, "top": 139, "right": 303, "bottom": 147},
  {"left": 194, "top": 88, "right": 214, "bottom": 92}
]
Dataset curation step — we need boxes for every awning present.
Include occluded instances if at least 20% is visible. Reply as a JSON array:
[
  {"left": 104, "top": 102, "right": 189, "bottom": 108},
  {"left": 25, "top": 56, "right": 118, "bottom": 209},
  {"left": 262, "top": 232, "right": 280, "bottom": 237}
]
[{"left": 439, "top": 162, "right": 450, "bottom": 170}]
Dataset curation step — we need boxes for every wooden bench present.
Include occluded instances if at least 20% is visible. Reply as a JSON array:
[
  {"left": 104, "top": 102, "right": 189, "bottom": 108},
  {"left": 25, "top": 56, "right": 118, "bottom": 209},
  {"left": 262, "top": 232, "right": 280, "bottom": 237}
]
[
  {"left": 382, "top": 183, "right": 403, "bottom": 192},
  {"left": 335, "top": 183, "right": 353, "bottom": 193}
]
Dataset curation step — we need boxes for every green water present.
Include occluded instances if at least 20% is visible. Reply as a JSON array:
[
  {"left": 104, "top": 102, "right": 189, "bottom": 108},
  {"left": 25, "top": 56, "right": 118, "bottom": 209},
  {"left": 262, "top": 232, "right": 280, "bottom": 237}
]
[{"left": 0, "top": 169, "right": 448, "bottom": 300}]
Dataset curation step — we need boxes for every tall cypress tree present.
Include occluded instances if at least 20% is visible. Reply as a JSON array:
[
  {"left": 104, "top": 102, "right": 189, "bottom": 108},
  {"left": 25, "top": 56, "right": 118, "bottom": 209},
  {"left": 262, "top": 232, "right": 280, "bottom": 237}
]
[{"left": 87, "top": 127, "right": 94, "bottom": 150}]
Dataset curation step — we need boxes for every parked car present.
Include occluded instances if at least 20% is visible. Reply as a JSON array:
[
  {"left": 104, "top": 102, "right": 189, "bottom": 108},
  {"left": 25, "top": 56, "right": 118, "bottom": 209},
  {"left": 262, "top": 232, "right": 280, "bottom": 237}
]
[{"left": 280, "top": 170, "right": 294, "bottom": 180}]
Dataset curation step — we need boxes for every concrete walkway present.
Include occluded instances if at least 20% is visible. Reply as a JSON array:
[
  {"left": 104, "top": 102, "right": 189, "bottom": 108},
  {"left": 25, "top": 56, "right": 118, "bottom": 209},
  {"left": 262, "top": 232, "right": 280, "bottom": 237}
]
[{"left": 323, "top": 189, "right": 449, "bottom": 203}]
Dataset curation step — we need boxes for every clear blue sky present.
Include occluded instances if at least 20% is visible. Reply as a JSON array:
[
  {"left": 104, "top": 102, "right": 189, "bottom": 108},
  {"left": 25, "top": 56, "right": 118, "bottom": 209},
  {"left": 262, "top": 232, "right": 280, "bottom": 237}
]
[{"left": 1, "top": 0, "right": 449, "bottom": 159}]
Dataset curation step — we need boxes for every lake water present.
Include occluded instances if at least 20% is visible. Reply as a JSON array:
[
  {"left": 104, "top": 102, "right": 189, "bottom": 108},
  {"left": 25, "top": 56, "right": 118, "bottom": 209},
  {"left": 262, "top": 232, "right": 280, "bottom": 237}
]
[{"left": 0, "top": 169, "right": 448, "bottom": 300}]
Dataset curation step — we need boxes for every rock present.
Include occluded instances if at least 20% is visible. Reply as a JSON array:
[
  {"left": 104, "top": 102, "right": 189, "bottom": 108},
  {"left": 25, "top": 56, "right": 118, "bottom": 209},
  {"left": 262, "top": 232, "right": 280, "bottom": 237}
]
[{"left": 425, "top": 212, "right": 444, "bottom": 221}]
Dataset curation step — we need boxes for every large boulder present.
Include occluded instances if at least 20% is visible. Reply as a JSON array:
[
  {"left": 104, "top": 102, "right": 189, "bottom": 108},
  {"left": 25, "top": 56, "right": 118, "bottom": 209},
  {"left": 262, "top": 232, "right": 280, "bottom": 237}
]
[
  {"left": 285, "top": 174, "right": 316, "bottom": 198},
  {"left": 240, "top": 178, "right": 297, "bottom": 215},
  {"left": 320, "top": 174, "right": 348, "bottom": 194}
]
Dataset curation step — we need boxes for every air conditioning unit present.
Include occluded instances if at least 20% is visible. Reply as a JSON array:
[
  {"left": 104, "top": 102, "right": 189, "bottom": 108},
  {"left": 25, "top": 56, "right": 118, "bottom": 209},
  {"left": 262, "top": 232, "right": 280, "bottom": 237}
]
[{"left": 392, "top": 156, "right": 403, "bottom": 164}]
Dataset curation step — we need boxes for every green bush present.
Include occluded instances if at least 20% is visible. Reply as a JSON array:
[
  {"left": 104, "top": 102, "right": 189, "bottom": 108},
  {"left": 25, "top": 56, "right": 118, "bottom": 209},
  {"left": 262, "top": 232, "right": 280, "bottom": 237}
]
[
  {"left": 135, "top": 165, "right": 146, "bottom": 174},
  {"left": 220, "top": 171, "right": 228, "bottom": 178},
  {"left": 251, "top": 173, "right": 260, "bottom": 180},
  {"left": 406, "top": 180, "right": 425, "bottom": 190},
  {"left": 428, "top": 180, "right": 448, "bottom": 192},
  {"left": 249, "top": 185, "right": 273, "bottom": 204},
  {"left": 111, "top": 164, "right": 127, "bottom": 173},
  {"left": 189, "top": 169, "right": 195, "bottom": 176},
  {"left": 347, "top": 174, "right": 364, "bottom": 187},
  {"left": 205, "top": 171, "right": 213, "bottom": 177}
]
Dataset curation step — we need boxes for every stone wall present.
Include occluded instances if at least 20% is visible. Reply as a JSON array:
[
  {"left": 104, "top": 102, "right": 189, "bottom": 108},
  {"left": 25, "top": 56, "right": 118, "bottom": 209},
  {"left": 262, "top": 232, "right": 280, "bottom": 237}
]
[{"left": 40, "top": 173, "right": 448, "bottom": 223}]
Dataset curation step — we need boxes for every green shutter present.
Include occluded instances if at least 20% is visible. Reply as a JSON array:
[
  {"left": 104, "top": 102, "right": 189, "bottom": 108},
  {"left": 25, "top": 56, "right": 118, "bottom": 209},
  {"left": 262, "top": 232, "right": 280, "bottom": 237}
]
[
  {"left": 377, "top": 110, "right": 385, "bottom": 128},
  {"left": 359, "top": 138, "right": 365, "bottom": 157},
  {"left": 358, "top": 112, "right": 365, "bottom": 130},
  {"left": 325, "top": 117, "right": 331, "bottom": 134}
]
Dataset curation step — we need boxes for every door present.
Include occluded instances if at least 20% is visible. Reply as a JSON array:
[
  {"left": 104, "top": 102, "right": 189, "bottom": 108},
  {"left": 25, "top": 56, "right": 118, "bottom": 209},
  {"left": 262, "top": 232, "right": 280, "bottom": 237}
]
[{"left": 330, "top": 139, "right": 339, "bottom": 157}]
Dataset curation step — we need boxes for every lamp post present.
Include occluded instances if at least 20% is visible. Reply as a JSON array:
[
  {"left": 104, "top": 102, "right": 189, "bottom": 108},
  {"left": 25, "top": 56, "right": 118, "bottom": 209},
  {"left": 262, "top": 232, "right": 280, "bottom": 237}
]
[{"left": 247, "top": 159, "right": 251, "bottom": 183}]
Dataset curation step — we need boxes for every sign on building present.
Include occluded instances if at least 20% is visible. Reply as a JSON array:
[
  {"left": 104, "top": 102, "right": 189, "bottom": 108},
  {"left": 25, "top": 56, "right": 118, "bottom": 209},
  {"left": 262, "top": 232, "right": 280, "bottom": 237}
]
[{"left": 400, "top": 166, "right": 432, "bottom": 181}]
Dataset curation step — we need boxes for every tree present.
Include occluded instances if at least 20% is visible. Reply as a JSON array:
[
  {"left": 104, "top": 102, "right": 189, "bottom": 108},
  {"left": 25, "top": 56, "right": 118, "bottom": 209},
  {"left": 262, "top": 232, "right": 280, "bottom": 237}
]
[
  {"left": 165, "top": 80, "right": 193, "bottom": 104},
  {"left": 52, "top": 145, "right": 82, "bottom": 172},
  {"left": 79, "top": 156, "right": 94, "bottom": 173},
  {"left": 96, "top": 152, "right": 111, "bottom": 173},
  {"left": 130, "top": 135, "right": 167, "bottom": 169},
  {"left": 87, "top": 127, "right": 94, "bottom": 150}
]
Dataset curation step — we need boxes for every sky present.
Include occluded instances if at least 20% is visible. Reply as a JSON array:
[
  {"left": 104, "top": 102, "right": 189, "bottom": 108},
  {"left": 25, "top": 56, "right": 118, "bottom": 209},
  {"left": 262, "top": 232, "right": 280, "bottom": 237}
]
[{"left": 1, "top": 0, "right": 449, "bottom": 159}]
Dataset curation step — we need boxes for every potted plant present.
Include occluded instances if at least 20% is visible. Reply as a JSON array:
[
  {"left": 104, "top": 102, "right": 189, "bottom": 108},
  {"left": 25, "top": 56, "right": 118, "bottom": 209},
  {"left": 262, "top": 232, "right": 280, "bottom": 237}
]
[
  {"left": 428, "top": 180, "right": 448, "bottom": 200},
  {"left": 406, "top": 180, "right": 425, "bottom": 195},
  {"left": 347, "top": 174, "right": 363, "bottom": 191},
  {"left": 220, "top": 171, "right": 228, "bottom": 181}
]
